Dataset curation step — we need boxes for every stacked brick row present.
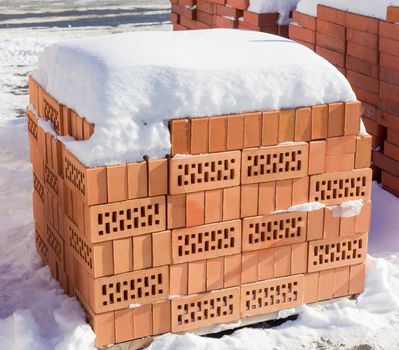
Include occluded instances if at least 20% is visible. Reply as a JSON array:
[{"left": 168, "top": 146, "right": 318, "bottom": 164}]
[
  {"left": 28, "top": 76, "right": 371, "bottom": 348},
  {"left": 289, "top": 4, "right": 399, "bottom": 196},
  {"left": 170, "top": 0, "right": 289, "bottom": 37}
]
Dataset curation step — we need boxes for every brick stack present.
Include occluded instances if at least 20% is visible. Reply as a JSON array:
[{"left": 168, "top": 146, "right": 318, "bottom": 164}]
[
  {"left": 171, "top": 0, "right": 289, "bottom": 37},
  {"left": 28, "top": 75, "right": 371, "bottom": 348},
  {"left": 289, "top": 4, "right": 399, "bottom": 196}
]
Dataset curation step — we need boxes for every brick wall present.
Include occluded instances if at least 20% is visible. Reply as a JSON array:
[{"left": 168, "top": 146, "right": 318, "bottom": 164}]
[
  {"left": 170, "top": 0, "right": 289, "bottom": 36},
  {"left": 289, "top": 4, "right": 399, "bottom": 196},
  {"left": 28, "top": 76, "right": 371, "bottom": 347}
]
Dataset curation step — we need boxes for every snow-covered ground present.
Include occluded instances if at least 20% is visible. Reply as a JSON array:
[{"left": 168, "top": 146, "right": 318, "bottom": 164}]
[{"left": 0, "top": 1, "right": 398, "bottom": 349}]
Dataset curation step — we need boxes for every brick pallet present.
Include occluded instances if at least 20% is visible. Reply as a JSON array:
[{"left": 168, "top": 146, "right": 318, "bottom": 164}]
[
  {"left": 170, "top": 0, "right": 289, "bottom": 36},
  {"left": 28, "top": 76, "right": 371, "bottom": 348},
  {"left": 289, "top": 4, "right": 399, "bottom": 196}
]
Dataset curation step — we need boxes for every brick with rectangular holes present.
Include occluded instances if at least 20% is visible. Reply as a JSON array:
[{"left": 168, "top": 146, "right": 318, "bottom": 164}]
[
  {"left": 308, "top": 232, "right": 368, "bottom": 272},
  {"left": 309, "top": 168, "right": 372, "bottom": 205},
  {"left": 87, "top": 195, "right": 166, "bottom": 243},
  {"left": 171, "top": 287, "right": 240, "bottom": 332},
  {"left": 90, "top": 265, "right": 169, "bottom": 313},
  {"left": 241, "top": 143, "right": 308, "bottom": 184},
  {"left": 169, "top": 151, "right": 241, "bottom": 194},
  {"left": 241, "top": 274, "right": 304, "bottom": 317},
  {"left": 171, "top": 220, "right": 241, "bottom": 264},
  {"left": 242, "top": 211, "right": 307, "bottom": 251}
]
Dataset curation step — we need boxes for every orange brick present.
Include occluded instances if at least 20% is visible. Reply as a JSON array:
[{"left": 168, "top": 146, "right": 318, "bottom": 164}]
[
  {"left": 134, "top": 304, "right": 153, "bottom": 338},
  {"left": 258, "top": 248, "right": 275, "bottom": 280},
  {"left": 188, "top": 260, "right": 206, "bottom": 294},
  {"left": 318, "top": 269, "right": 334, "bottom": 300},
  {"left": 292, "top": 177, "right": 309, "bottom": 206},
  {"left": 326, "top": 135, "right": 356, "bottom": 155},
  {"left": 127, "top": 161, "right": 147, "bottom": 199},
  {"left": 312, "top": 104, "right": 328, "bottom": 140},
  {"left": 349, "top": 263, "right": 365, "bottom": 294},
  {"left": 93, "top": 311, "right": 115, "bottom": 347},
  {"left": 133, "top": 234, "right": 152, "bottom": 270},
  {"left": 340, "top": 216, "right": 356, "bottom": 236},
  {"left": 167, "top": 194, "right": 186, "bottom": 229},
  {"left": 244, "top": 112, "right": 262, "bottom": 148},
  {"left": 325, "top": 153, "right": 354, "bottom": 173},
  {"left": 355, "top": 135, "right": 372, "bottom": 169},
  {"left": 186, "top": 191, "right": 205, "bottom": 227},
  {"left": 241, "top": 251, "right": 259, "bottom": 283},
  {"left": 324, "top": 207, "right": 340, "bottom": 238},
  {"left": 209, "top": 116, "right": 227, "bottom": 152},
  {"left": 387, "top": 6, "right": 399, "bottom": 23},
  {"left": 275, "top": 179, "right": 292, "bottom": 211},
  {"left": 170, "top": 118, "right": 191, "bottom": 155},
  {"left": 262, "top": 110, "right": 279, "bottom": 146},
  {"left": 224, "top": 254, "right": 241, "bottom": 288},
  {"left": 152, "top": 300, "right": 171, "bottom": 335},
  {"left": 355, "top": 200, "right": 371, "bottom": 234},
  {"left": 303, "top": 272, "right": 320, "bottom": 304},
  {"left": 291, "top": 243, "right": 307, "bottom": 275},
  {"left": 207, "top": 257, "right": 224, "bottom": 291},
  {"left": 191, "top": 117, "right": 209, "bottom": 154},
  {"left": 333, "top": 266, "right": 350, "bottom": 297},
  {"left": 115, "top": 309, "right": 134, "bottom": 343},
  {"left": 205, "top": 189, "right": 222, "bottom": 224},
  {"left": 295, "top": 107, "right": 311, "bottom": 141},
  {"left": 258, "top": 181, "right": 276, "bottom": 215},
  {"left": 148, "top": 158, "right": 168, "bottom": 196},
  {"left": 309, "top": 140, "right": 326, "bottom": 175},
  {"left": 345, "top": 101, "right": 361, "bottom": 135},
  {"left": 170, "top": 263, "right": 188, "bottom": 295},
  {"left": 241, "top": 184, "right": 259, "bottom": 217},
  {"left": 223, "top": 186, "right": 241, "bottom": 220},
  {"left": 307, "top": 208, "right": 324, "bottom": 241},
  {"left": 274, "top": 245, "right": 291, "bottom": 277},
  {"left": 152, "top": 230, "right": 172, "bottom": 267},
  {"left": 279, "top": 109, "right": 295, "bottom": 142},
  {"left": 113, "top": 238, "right": 133, "bottom": 274},
  {"left": 106, "top": 164, "right": 127, "bottom": 203},
  {"left": 328, "top": 102, "right": 345, "bottom": 137},
  {"left": 227, "top": 114, "right": 244, "bottom": 150}
]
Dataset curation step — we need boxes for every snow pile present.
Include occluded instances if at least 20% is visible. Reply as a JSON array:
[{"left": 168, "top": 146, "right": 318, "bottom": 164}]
[
  {"left": 33, "top": 29, "right": 356, "bottom": 166},
  {"left": 248, "top": 0, "right": 300, "bottom": 24},
  {"left": 296, "top": 0, "right": 399, "bottom": 20}
]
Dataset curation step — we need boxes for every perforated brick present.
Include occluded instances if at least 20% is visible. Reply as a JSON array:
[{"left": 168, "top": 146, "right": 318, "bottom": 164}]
[
  {"left": 171, "top": 220, "right": 241, "bottom": 264},
  {"left": 242, "top": 212, "right": 307, "bottom": 251},
  {"left": 33, "top": 171, "right": 44, "bottom": 203},
  {"left": 241, "top": 274, "right": 304, "bottom": 317},
  {"left": 308, "top": 232, "right": 368, "bottom": 272},
  {"left": 88, "top": 195, "right": 166, "bottom": 243},
  {"left": 309, "top": 168, "right": 372, "bottom": 205},
  {"left": 66, "top": 217, "right": 114, "bottom": 277},
  {"left": 35, "top": 227, "right": 48, "bottom": 263},
  {"left": 91, "top": 265, "right": 169, "bottom": 313},
  {"left": 26, "top": 109, "right": 38, "bottom": 140},
  {"left": 42, "top": 90, "right": 65, "bottom": 135},
  {"left": 46, "top": 223, "right": 64, "bottom": 268},
  {"left": 169, "top": 151, "right": 241, "bottom": 194},
  {"left": 241, "top": 143, "right": 308, "bottom": 184},
  {"left": 44, "top": 163, "right": 61, "bottom": 199},
  {"left": 63, "top": 150, "right": 107, "bottom": 206},
  {"left": 171, "top": 287, "right": 240, "bottom": 332}
]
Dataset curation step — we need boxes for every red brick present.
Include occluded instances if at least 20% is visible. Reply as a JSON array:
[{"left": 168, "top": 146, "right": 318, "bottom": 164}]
[
  {"left": 243, "top": 11, "right": 278, "bottom": 26},
  {"left": 328, "top": 102, "right": 345, "bottom": 137},
  {"left": 279, "top": 109, "right": 295, "bottom": 142},
  {"left": 380, "top": 52, "right": 399, "bottom": 72},
  {"left": 289, "top": 24, "right": 315, "bottom": 43},
  {"left": 311, "top": 104, "right": 328, "bottom": 140},
  {"left": 191, "top": 117, "right": 209, "bottom": 154},
  {"left": 318, "top": 5, "right": 345, "bottom": 26},
  {"left": 262, "top": 110, "right": 279, "bottom": 146},
  {"left": 345, "top": 12, "right": 379, "bottom": 34},
  {"left": 197, "top": 10, "right": 214, "bottom": 26},
  {"left": 167, "top": 194, "right": 186, "bottom": 229},
  {"left": 317, "top": 18, "right": 345, "bottom": 39},
  {"left": 292, "top": 11, "right": 316, "bottom": 30},
  {"left": 226, "top": 0, "right": 248, "bottom": 10},
  {"left": 148, "top": 158, "right": 168, "bottom": 196},
  {"left": 347, "top": 70, "right": 379, "bottom": 95},
  {"left": 379, "top": 20, "right": 399, "bottom": 40},
  {"left": 127, "top": 161, "right": 147, "bottom": 199},
  {"left": 295, "top": 107, "right": 311, "bottom": 141},
  {"left": 345, "top": 101, "right": 361, "bottom": 136},
  {"left": 244, "top": 112, "right": 262, "bottom": 148},
  {"left": 106, "top": 164, "right": 127, "bottom": 203},
  {"left": 316, "top": 32, "right": 345, "bottom": 53},
  {"left": 227, "top": 114, "right": 244, "bottom": 150},
  {"left": 316, "top": 46, "right": 345, "bottom": 67},
  {"left": 170, "top": 118, "right": 191, "bottom": 155},
  {"left": 379, "top": 66, "right": 399, "bottom": 86},
  {"left": 346, "top": 55, "right": 379, "bottom": 79},
  {"left": 347, "top": 42, "right": 378, "bottom": 64},
  {"left": 186, "top": 191, "right": 205, "bottom": 227},
  {"left": 215, "top": 15, "right": 237, "bottom": 29},
  {"left": 209, "top": 116, "right": 227, "bottom": 152},
  {"left": 355, "top": 135, "right": 372, "bottom": 169}
]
